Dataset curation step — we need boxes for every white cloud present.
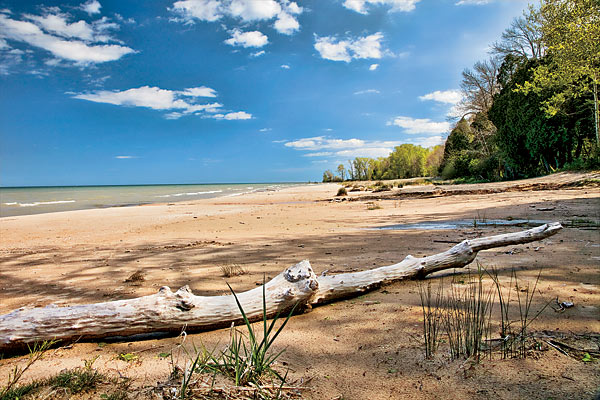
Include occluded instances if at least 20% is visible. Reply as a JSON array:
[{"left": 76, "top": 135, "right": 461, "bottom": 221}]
[
  {"left": 0, "top": 12, "right": 133, "bottom": 66},
  {"left": 282, "top": 134, "right": 444, "bottom": 160},
  {"left": 75, "top": 86, "right": 186, "bottom": 109},
  {"left": 171, "top": 0, "right": 223, "bottom": 22},
  {"left": 81, "top": 0, "right": 102, "bottom": 15},
  {"left": 350, "top": 32, "right": 384, "bottom": 59},
  {"left": 250, "top": 50, "right": 265, "bottom": 57},
  {"left": 387, "top": 116, "right": 451, "bottom": 134},
  {"left": 273, "top": 11, "right": 299, "bottom": 35},
  {"left": 405, "top": 135, "right": 444, "bottom": 148},
  {"left": 284, "top": 136, "right": 401, "bottom": 159},
  {"left": 314, "top": 36, "right": 351, "bottom": 62},
  {"left": 369, "top": 63, "right": 379, "bottom": 71},
  {"left": 225, "top": 29, "right": 268, "bottom": 48},
  {"left": 73, "top": 85, "right": 250, "bottom": 120},
  {"left": 314, "top": 33, "right": 385, "bottom": 62},
  {"left": 0, "top": 46, "right": 24, "bottom": 75},
  {"left": 335, "top": 147, "right": 394, "bottom": 158},
  {"left": 115, "top": 155, "right": 135, "bottom": 159},
  {"left": 455, "top": 0, "right": 492, "bottom": 5},
  {"left": 213, "top": 111, "right": 252, "bottom": 120},
  {"left": 343, "top": 0, "right": 420, "bottom": 14},
  {"left": 259, "top": 127, "right": 271, "bottom": 132},
  {"left": 280, "top": 64, "right": 290, "bottom": 69},
  {"left": 419, "top": 89, "right": 462, "bottom": 105},
  {"left": 354, "top": 89, "right": 380, "bottom": 95},
  {"left": 170, "top": 0, "right": 303, "bottom": 36},
  {"left": 286, "top": 2, "right": 303, "bottom": 14},
  {"left": 179, "top": 86, "right": 217, "bottom": 97},
  {"left": 24, "top": 13, "right": 94, "bottom": 41},
  {"left": 229, "top": 0, "right": 281, "bottom": 21}
]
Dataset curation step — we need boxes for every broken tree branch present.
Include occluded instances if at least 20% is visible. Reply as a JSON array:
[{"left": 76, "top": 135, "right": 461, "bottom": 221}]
[{"left": 0, "top": 222, "right": 562, "bottom": 351}]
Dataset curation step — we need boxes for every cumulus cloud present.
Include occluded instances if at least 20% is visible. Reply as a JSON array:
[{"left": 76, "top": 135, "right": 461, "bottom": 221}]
[
  {"left": 81, "top": 0, "right": 102, "bottom": 15},
  {"left": 354, "top": 89, "right": 380, "bottom": 95},
  {"left": 419, "top": 89, "right": 462, "bottom": 104},
  {"left": 284, "top": 136, "right": 402, "bottom": 159},
  {"left": 314, "top": 33, "right": 385, "bottom": 62},
  {"left": 280, "top": 64, "right": 290, "bottom": 69},
  {"left": 225, "top": 29, "right": 268, "bottom": 47},
  {"left": 387, "top": 116, "right": 451, "bottom": 134},
  {"left": 229, "top": 0, "right": 281, "bottom": 21},
  {"left": 0, "top": 9, "right": 134, "bottom": 67},
  {"left": 274, "top": 11, "right": 299, "bottom": 35},
  {"left": 75, "top": 86, "right": 188, "bottom": 110},
  {"left": 170, "top": 0, "right": 302, "bottom": 36},
  {"left": 343, "top": 0, "right": 420, "bottom": 14},
  {"left": 250, "top": 50, "right": 265, "bottom": 57},
  {"left": 369, "top": 63, "right": 379, "bottom": 71},
  {"left": 73, "top": 85, "right": 250, "bottom": 120}
]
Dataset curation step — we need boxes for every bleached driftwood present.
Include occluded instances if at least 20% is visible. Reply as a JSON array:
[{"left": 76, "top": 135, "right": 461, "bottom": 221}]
[{"left": 0, "top": 222, "right": 562, "bottom": 351}]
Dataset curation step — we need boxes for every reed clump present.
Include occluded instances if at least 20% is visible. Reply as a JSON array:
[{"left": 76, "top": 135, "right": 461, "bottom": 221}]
[{"left": 418, "top": 263, "right": 548, "bottom": 362}]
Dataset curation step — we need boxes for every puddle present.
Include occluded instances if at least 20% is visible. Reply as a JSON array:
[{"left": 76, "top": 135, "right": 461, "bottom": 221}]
[{"left": 372, "top": 219, "right": 550, "bottom": 231}]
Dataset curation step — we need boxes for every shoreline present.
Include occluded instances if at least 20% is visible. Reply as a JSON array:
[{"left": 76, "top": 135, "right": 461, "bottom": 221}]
[{"left": 0, "top": 182, "right": 312, "bottom": 218}]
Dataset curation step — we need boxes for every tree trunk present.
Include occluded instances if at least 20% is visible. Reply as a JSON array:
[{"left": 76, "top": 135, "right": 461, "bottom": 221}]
[
  {"left": 593, "top": 80, "right": 599, "bottom": 146},
  {"left": 0, "top": 223, "right": 562, "bottom": 351}
]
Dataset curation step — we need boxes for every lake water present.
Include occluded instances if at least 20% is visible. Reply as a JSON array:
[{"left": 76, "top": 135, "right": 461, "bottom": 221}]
[{"left": 0, "top": 183, "right": 300, "bottom": 217}]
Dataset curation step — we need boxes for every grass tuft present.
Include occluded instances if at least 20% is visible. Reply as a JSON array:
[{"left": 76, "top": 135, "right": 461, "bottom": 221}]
[
  {"left": 336, "top": 187, "right": 348, "bottom": 196},
  {"left": 171, "top": 279, "right": 298, "bottom": 399},
  {"left": 220, "top": 264, "right": 248, "bottom": 278}
]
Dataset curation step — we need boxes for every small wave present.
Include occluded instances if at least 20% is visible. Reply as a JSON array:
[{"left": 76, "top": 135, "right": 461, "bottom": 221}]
[
  {"left": 3, "top": 202, "right": 18, "bottom": 205},
  {"left": 156, "top": 190, "right": 223, "bottom": 198},
  {"left": 8, "top": 200, "right": 77, "bottom": 207}
]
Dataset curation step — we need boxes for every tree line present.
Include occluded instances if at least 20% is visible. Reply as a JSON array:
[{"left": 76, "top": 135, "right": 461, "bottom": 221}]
[
  {"left": 324, "top": 0, "right": 599, "bottom": 183},
  {"left": 323, "top": 144, "right": 444, "bottom": 182}
]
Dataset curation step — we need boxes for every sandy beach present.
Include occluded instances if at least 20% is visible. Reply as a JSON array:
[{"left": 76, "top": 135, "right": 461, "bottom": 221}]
[{"left": 1, "top": 173, "right": 599, "bottom": 399}]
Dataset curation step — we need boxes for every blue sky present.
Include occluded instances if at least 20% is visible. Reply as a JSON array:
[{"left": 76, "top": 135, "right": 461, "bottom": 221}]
[{"left": 0, "top": 0, "right": 529, "bottom": 186}]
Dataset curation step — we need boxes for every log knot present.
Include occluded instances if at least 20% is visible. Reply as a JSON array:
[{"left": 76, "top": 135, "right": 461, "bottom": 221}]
[
  {"left": 284, "top": 260, "right": 314, "bottom": 283},
  {"left": 175, "top": 285, "right": 195, "bottom": 311}
]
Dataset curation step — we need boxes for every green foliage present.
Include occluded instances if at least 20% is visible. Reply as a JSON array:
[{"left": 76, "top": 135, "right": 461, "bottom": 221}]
[
  {"left": 518, "top": 0, "right": 600, "bottom": 144},
  {"left": 117, "top": 353, "right": 138, "bottom": 362},
  {"left": 323, "top": 144, "right": 442, "bottom": 182},
  {"left": 439, "top": 115, "right": 502, "bottom": 181},
  {"left": 322, "top": 170, "right": 334, "bottom": 182},
  {"left": 388, "top": 144, "right": 428, "bottom": 179},
  {"left": 0, "top": 340, "right": 56, "bottom": 400},
  {"left": 48, "top": 367, "right": 103, "bottom": 394},
  {"left": 489, "top": 57, "right": 595, "bottom": 176},
  {"left": 177, "top": 281, "right": 297, "bottom": 395},
  {"left": 336, "top": 187, "right": 347, "bottom": 196}
]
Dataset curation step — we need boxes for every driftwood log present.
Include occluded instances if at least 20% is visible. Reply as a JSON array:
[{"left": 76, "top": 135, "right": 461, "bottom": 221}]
[{"left": 0, "top": 222, "right": 562, "bottom": 351}]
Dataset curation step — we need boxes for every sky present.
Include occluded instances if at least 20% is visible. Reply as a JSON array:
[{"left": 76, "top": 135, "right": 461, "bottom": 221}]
[{"left": 0, "top": 0, "right": 530, "bottom": 186}]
